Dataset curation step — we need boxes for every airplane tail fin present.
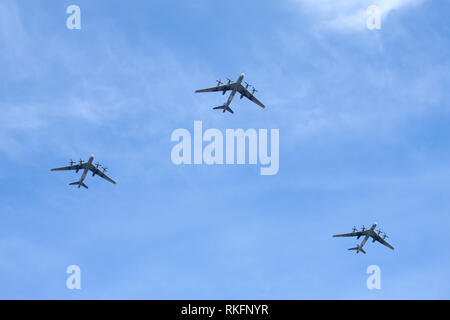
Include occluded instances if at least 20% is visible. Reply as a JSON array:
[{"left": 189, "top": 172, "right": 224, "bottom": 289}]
[
  {"left": 213, "top": 105, "right": 234, "bottom": 114},
  {"left": 69, "top": 181, "right": 88, "bottom": 189},
  {"left": 348, "top": 246, "right": 366, "bottom": 254}
]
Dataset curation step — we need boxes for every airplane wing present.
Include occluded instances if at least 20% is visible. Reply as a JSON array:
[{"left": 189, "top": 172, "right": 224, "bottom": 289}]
[
  {"left": 373, "top": 234, "right": 394, "bottom": 250},
  {"left": 333, "top": 231, "right": 365, "bottom": 238},
  {"left": 51, "top": 164, "right": 84, "bottom": 171},
  {"left": 89, "top": 165, "right": 117, "bottom": 185},
  {"left": 236, "top": 84, "right": 266, "bottom": 109},
  {"left": 195, "top": 84, "right": 234, "bottom": 93}
]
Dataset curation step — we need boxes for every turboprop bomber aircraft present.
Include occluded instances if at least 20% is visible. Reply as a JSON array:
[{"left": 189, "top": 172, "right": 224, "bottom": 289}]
[
  {"left": 51, "top": 154, "right": 116, "bottom": 189},
  {"left": 195, "top": 73, "right": 265, "bottom": 114},
  {"left": 333, "top": 222, "right": 394, "bottom": 254}
]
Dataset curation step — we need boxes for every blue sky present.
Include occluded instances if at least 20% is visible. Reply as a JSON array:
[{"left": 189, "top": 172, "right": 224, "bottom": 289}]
[{"left": 1, "top": 0, "right": 449, "bottom": 299}]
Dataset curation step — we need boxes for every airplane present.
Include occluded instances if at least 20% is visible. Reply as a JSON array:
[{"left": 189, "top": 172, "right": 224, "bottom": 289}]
[
  {"left": 51, "top": 154, "right": 116, "bottom": 189},
  {"left": 195, "top": 73, "right": 265, "bottom": 114},
  {"left": 332, "top": 222, "right": 394, "bottom": 254}
]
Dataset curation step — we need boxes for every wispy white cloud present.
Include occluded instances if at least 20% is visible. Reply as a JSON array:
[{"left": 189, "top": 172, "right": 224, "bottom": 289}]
[
  {"left": 291, "top": 0, "right": 425, "bottom": 31},
  {"left": 0, "top": 2, "right": 209, "bottom": 160}
]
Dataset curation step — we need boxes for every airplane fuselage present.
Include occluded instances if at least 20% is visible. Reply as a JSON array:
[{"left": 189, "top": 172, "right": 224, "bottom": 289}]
[
  {"left": 224, "top": 73, "right": 245, "bottom": 108},
  {"left": 357, "top": 222, "right": 378, "bottom": 252},
  {"left": 79, "top": 154, "right": 94, "bottom": 186}
]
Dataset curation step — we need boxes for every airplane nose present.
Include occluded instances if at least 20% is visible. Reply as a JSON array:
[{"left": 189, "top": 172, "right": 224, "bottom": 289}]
[
  {"left": 241, "top": 73, "right": 245, "bottom": 77},
  {"left": 90, "top": 154, "right": 95, "bottom": 158}
]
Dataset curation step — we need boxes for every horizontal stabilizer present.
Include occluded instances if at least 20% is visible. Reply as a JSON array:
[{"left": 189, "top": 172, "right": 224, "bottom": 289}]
[
  {"left": 213, "top": 105, "right": 234, "bottom": 114},
  {"left": 69, "top": 181, "right": 88, "bottom": 189},
  {"left": 348, "top": 247, "right": 366, "bottom": 254}
]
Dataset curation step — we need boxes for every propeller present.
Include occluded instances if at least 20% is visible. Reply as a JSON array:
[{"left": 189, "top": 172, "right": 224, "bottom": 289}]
[
  {"left": 102, "top": 167, "right": 108, "bottom": 173},
  {"left": 69, "top": 159, "right": 75, "bottom": 166},
  {"left": 216, "top": 80, "right": 222, "bottom": 86},
  {"left": 361, "top": 225, "right": 366, "bottom": 231},
  {"left": 226, "top": 78, "right": 232, "bottom": 84},
  {"left": 382, "top": 233, "right": 388, "bottom": 240},
  {"left": 352, "top": 226, "right": 357, "bottom": 232},
  {"left": 377, "top": 229, "right": 382, "bottom": 235},
  {"left": 251, "top": 87, "right": 258, "bottom": 95},
  {"left": 95, "top": 162, "right": 101, "bottom": 168},
  {"left": 244, "top": 82, "right": 251, "bottom": 89},
  {"left": 78, "top": 159, "right": 84, "bottom": 165}
]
